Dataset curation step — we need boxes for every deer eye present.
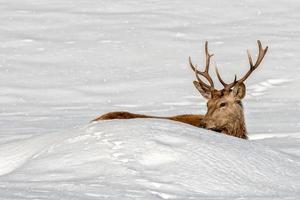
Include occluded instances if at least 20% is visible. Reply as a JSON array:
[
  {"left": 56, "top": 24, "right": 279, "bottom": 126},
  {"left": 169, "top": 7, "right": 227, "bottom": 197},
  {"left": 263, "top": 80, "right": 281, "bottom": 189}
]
[{"left": 219, "top": 102, "right": 227, "bottom": 108}]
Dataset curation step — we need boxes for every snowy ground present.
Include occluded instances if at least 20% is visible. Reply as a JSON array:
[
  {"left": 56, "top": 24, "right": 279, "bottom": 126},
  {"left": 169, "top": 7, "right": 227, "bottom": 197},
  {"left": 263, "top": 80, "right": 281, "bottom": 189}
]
[{"left": 0, "top": 0, "right": 299, "bottom": 199}]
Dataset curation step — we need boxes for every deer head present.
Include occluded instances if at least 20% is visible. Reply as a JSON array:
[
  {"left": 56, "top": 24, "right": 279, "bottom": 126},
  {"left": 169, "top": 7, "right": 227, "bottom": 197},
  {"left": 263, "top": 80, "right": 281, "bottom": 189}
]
[{"left": 189, "top": 41, "right": 268, "bottom": 139}]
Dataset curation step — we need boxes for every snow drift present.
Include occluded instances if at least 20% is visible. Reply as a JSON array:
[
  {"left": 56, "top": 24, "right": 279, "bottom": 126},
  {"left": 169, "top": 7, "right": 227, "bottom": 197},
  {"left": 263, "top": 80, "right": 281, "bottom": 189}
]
[
  {"left": 1, "top": 0, "right": 300, "bottom": 199},
  {"left": 0, "top": 119, "right": 299, "bottom": 199}
]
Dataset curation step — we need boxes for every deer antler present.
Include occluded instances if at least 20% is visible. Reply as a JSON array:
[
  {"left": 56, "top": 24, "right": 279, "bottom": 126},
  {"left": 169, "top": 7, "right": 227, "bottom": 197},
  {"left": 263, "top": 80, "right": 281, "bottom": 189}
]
[
  {"left": 215, "top": 40, "right": 268, "bottom": 90},
  {"left": 189, "top": 41, "right": 215, "bottom": 91}
]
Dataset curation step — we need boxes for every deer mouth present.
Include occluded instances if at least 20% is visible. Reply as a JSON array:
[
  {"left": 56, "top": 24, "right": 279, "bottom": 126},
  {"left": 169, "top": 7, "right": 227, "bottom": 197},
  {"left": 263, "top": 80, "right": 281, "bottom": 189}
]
[{"left": 208, "top": 128, "right": 223, "bottom": 133}]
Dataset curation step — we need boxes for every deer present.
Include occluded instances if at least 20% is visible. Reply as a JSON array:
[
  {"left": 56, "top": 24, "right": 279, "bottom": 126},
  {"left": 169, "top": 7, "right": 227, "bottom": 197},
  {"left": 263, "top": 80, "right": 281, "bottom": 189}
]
[{"left": 92, "top": 40, "right": 268, "bottom": 139}]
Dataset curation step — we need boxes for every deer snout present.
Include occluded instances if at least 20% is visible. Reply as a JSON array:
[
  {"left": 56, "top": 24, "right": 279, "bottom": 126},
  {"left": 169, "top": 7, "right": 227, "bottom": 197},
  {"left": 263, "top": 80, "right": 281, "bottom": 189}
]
[{"left": 201, "top": 118, "right": 222, "bottom": 133}]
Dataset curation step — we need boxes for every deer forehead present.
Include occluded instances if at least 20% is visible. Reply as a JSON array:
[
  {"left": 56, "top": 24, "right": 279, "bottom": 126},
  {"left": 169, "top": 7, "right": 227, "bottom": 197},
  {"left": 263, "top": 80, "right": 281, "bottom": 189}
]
[{"left": 208, "top": 91, "right": 235, "bottom": 104}]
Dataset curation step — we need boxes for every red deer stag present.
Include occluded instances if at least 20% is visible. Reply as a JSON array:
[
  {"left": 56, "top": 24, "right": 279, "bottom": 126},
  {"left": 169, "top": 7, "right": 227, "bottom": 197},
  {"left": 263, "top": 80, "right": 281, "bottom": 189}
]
[{"left": 92, "top": 41, "right": 268, "bottom": 139}]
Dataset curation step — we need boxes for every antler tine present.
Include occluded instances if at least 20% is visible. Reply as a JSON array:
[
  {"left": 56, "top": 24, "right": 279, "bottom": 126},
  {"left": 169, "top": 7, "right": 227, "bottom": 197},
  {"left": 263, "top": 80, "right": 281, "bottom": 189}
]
[
  {"left": 190, "top": 40, "right": 268, "bottom": 92},
  {"left": 218, "top": 40, "right": 268, "bottom": 90},
  {"left": 215, "top": 65, "right": 238, "bottom": 89},
  {"left": 189, "top": 57, "right": 211, "bottom": 90},
  {"left": 189, "top": 41, "right": 215, "bottom": 91},
  {"left": 236, "top": 40, "right": 268, "bottom": 85},
  {"left": 204, "top": 41, "right": 215, "bottom": 87},
  {"left": 215, "top": 66, "right": 227, "bottom": 87}
]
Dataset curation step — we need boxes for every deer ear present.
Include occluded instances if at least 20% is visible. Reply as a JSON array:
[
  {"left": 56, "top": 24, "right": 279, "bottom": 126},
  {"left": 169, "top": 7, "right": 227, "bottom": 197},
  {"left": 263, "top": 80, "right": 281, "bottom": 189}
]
[
  {"left": 232, "top": 83, "right": 246, "bottom": 100},
  {"left": 193, "top": 81, "right": 212, "bottom": 99}
]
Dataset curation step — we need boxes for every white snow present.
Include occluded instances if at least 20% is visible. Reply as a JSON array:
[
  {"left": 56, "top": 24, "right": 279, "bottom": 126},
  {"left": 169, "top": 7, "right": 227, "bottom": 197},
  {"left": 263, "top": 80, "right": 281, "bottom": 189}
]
[
  {"left": 0, "top": 0, "right": 300, "bottom": 199},
  {"left": 0, "top": 119, "right": 299, "bottom": 199}
]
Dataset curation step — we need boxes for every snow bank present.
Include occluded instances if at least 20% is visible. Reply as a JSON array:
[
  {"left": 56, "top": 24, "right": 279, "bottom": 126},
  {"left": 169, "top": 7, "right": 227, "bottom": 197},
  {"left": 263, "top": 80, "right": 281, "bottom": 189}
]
[{"left": 0, "top": 119, "right": 299, "bottom": 199}]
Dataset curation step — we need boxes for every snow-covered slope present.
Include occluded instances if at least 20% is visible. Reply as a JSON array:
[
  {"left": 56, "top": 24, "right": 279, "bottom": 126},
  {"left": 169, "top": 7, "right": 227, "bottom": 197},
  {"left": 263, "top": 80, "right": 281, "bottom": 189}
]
[
  {"left": 0, "top": 119, "right": 299, "bottom": 199},
  {"left": 0, "top": 0, "right": 300, "bottom": 199}
]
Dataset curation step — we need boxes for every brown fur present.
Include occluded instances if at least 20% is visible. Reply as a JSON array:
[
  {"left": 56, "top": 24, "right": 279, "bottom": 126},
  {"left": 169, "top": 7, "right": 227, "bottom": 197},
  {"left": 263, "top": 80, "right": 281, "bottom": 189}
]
[
  {"left": 201, "top": 88, "right": 247, "bottom": 139},
  {"left": 92, "top": 81, "right": 247, "bottom": 140},
  {"left": 92, "top": 86, "right": 247, "bottom": 139},
  {"left": 92, "top": 41, "right": 268, "bottom": 140},
  {"left": 92, "top": 112, "right": 204, "bottom": 128}
]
